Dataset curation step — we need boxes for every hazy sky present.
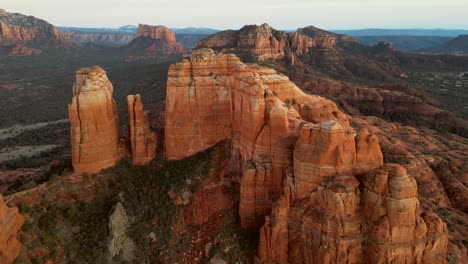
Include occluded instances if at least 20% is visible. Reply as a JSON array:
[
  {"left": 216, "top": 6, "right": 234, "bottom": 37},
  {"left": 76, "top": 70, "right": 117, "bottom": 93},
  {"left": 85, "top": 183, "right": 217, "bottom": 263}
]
[{"left": 2, "top": 0, "right": 467, "bottom": 29}]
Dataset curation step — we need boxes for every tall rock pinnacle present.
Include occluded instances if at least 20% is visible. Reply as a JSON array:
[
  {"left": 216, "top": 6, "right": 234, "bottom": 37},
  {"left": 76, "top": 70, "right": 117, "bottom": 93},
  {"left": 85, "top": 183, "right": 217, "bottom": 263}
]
[
  {"left": 68, "top": 66, "right": 120, "bottom": 174},
  {"left": 127, "top": 94, "right": 157, "bottom": 165}
]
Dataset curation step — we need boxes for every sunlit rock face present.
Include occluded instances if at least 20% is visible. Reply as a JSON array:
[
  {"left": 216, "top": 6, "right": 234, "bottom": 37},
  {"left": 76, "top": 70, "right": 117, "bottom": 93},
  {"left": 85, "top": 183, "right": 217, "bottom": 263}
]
[
  {"left": 68, "top": 66, "right": 120, "bottom": 174},
  {"left": 0, "top": 194, "right": 25, "bottom": 264},
  {"left": 165, "top": 48, "right": 349, "bottom": 229},
  {"left": 165, "top": 49, "right": 448, "bottom": 263},
  {"left": 257, "top": 163, "right": 448, "bottom": 263},
  {"left": 127, "top": 94, "right": 157, "bottom": 165},
  {"left": 196, "top": 23, "right": 339, "bottom": 64}
]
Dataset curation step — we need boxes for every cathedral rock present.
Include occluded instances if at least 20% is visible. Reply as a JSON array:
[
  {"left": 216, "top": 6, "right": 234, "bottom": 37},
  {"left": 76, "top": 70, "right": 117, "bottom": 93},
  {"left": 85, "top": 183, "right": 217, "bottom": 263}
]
[
  {"left": 0, "top": 194, "right": 25, "bottom": 264},
  {"left": 164, "top": 49, "right": 448, "bottom": 263},
  {"left": 68, "top": 66, "right": 120, "bottom": 174},
  {"left": 127, "top": 94, "right": 157, "bottom": 165}
]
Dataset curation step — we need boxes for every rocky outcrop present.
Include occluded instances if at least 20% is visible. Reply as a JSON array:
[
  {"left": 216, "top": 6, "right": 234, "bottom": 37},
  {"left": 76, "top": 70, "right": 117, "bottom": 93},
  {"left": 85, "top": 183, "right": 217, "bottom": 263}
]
[
  {"left": 0, "top": 8, "right": 70, "bottom": 52},
  {"left": 65, "top": 31, "right": 135, "bottom": 47},
  {"left": 293, "top": 78, "right": 468, "bottom": 137},
  {"left": 127, "top": 94, "right": 157, "bottom": 165},
  {"left": 196, "top": 24, "right": 338, "bottom": 64},
  {"left": 0, "top": 194, "right": 25, "bottom": 264},
  {"left": 68, "top": 66, "right": 120, "bottom": 173},
  {"left": 108, "top": 200, "right": 136, "bottom": 262},
  {"left": 258, "top": 164, "right": 448, "bottom": 264},
  {"left": 124, "top": 24, "right": 183, "bottom": 55},
  {"left": 165, "top": 49, "right": 448, "bottom": 262},
  {"left": 166, "top": 48, "right": 349, "bottom": 229},
  {"left": 293, "top": 121, "right": 383, "bottom": 199},
  {"left": 6, "top": 44, "right": 42, "bottom": 56}
]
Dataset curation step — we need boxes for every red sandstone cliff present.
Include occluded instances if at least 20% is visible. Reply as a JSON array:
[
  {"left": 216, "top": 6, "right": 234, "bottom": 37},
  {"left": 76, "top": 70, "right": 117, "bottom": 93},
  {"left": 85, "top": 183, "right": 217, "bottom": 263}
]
[
  {"left": 124, "top": 24, "right": 183, "bottom": 56},
  {"left": 68, "top": 66, "right": 120, "bottom": 174},
  {"left": 0, "top": 9, "right": 71, "bottom": 55},
  {"left": 0, "top": 194, "right": 25, "bottom": 264},
  {"left": 196, "top": 24, "right": 338, "bottom": 64},
  {"left": 127, "top": 94, "right": 157, "bottom": 165},
  {"left": 165, "top": 49, "right": 449, "bottom": 263}
]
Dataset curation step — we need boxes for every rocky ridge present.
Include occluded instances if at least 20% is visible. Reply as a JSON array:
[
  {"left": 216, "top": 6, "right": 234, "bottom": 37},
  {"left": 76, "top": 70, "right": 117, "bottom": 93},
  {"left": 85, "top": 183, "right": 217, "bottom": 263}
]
[
  {"left": 65, "top": 31, "right": 135, "bottom": 47},
  {"left": 0, "top": 9, "right": 70, "bottom": 55},
  {"left": 196, "top": 23, "right": 341, "bottom": 64}
]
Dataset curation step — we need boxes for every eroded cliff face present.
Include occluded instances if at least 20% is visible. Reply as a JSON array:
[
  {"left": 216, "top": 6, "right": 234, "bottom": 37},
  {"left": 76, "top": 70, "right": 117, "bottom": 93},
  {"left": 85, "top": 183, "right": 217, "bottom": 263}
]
[
  {"left": 166, "top": 48, "right": 349, "bottom": 229},
  {"left": 127, "top": 94, "right": 157, "bottom": 165},
  {"left": 124, "top": 24, "right": 183, "bottom": 55},
  {"left": 165, "top": 49, "right": 448, "bottom": 263},
  {"left": 0, "top": 194, "right": 25, "bottom": 264},
  {"left": 0, "top": 9, "right": 70, "bottom": 55},
  {"left": 196, "top": 24, "right": 338, "bottom": 64},
  {"left": 258, "top": 164, "right": 448, "bottom": 264},
  {"left": 68, "top": 66, "right": 120, "bottom": 173}
]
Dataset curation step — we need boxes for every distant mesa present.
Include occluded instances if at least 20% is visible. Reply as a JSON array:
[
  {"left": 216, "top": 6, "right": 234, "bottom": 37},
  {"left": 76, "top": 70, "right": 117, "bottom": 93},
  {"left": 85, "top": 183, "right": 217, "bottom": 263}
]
[{"left": 123, "top": 24, "right": 183, "bottom": 56}]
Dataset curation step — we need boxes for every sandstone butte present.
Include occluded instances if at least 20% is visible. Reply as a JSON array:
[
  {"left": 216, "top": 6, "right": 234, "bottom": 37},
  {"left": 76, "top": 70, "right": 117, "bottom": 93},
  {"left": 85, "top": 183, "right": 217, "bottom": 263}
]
[
  {"left": 127, "top": 94, "right": 157, "bottom": 165},
  {"left": 68, "top": 66, "right": 120, "bottom": 174},
  {"left": 0, "top": 194, "right": 25, "bottom": 264},
  {"left": 125, "top": 24, "right": 183, "bottom": 55},
  {"left": 164, "top": 49, "right": 448, "bottom": 263},
  {"left": 196, "top": 23, "right": 345, "bottom": 65}
]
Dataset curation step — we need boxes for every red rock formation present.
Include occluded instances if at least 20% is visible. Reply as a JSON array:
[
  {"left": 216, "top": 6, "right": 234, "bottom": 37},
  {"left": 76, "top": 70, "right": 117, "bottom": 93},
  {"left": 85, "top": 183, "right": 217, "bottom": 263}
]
[
  {"left": 124, "top": 24, "right": 183, "bottom": 55},
  {"left": 68, "top": 66, "right": 120, "bottom": 174},
  {"left": 127, "top": 94, "right": 157, "bottom": 165},
  {"left": 196, "top": 24, "right": 338, "bottom": 64},
  {"left": 165, "top": 49, "right": 448, "bottom": 262},
  {"left": 293, "top": 121, "right": 383, "bottom": 199},
  {"left": 166, "top": 49, "right": 349, "bottom": 229},
  {"left": 292, "top": 78, "right": 468, "bottom": 136},
  {"left": 0, "top": 194, "right": 25, "bottom": 264},
  {"left": 7, "top": 44, "right": 42, "bottom": 56},
  {"left": 0, "top": 9, "right": 70, "bottom": 49},
  {"left": 258, "top": 164, "right": 448, "bottom": 264}
]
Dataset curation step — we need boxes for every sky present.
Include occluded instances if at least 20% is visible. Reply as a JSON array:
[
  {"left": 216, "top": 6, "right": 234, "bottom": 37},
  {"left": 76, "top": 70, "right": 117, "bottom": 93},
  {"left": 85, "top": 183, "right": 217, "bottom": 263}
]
[{"left": 2, "top": 0, "right": 468, "bottom": 30}]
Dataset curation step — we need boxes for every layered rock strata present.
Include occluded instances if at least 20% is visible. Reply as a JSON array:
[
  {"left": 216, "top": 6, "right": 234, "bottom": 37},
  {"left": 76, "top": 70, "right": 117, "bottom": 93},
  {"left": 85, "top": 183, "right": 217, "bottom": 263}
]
[
  {"left": 124, "top": 24, "right": 183, "bottom": 55},
  {"left": 258, "top": 164, "right": 448, "bottom": 264},
  {"left": 165, "top": 49, "right": 448, "bottom": 262},
  {"left": 127, "top": 94, "right": 157, "bottom": 165},
  {"left": 68, "top": 66, "right": 120, "bottom": 173},
  {"left": 64, "top": 31, "right": 135, "bottom": 47},
  {"left": 0, "top": 194, "right": 25, "bottom": 264},
  {"left": 196, "top": 23, "right": 342, "bottom": 64},
  {"left": 166, "top": 48, "right": 349, "bottom": 229}
]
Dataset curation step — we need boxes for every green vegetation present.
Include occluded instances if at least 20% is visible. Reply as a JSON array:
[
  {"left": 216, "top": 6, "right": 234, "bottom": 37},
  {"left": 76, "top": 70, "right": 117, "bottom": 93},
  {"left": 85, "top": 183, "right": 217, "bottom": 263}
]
[{"left": 15, "top": 144, "right": 229, "bottom": 264}]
